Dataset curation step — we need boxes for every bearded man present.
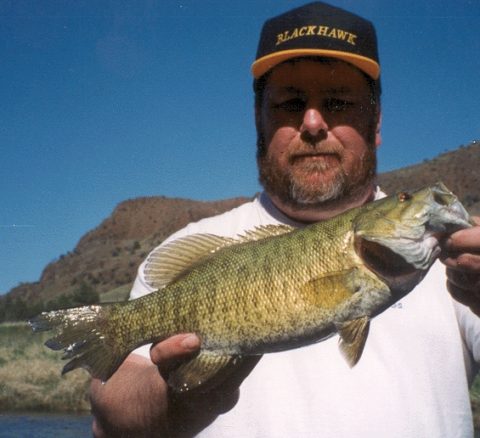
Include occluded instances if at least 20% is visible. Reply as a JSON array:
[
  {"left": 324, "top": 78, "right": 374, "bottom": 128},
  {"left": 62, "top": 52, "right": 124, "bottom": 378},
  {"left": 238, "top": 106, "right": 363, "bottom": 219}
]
[{"left": 90, "top": 3, "right": 480, "bottom": 437}]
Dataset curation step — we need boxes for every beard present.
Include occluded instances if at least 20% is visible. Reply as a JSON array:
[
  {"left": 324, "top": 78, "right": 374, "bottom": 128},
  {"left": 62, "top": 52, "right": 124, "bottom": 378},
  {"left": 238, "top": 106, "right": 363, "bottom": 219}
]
[{"left": 258, "top": 140, "right": 377, "bottom": 211}]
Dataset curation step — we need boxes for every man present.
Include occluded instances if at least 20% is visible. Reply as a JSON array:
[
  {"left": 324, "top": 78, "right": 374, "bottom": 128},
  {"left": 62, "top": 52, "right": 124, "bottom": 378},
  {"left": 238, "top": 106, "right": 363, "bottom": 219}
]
[{"left": 90, "top": 2, "right": 480, "bottom": 437}]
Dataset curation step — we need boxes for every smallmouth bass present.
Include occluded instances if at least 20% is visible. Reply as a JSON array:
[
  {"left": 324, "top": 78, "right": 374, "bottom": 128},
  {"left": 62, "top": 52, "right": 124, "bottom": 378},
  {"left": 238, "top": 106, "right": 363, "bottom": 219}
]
[{"left": 30, "top": 182, "right": 473, "bottom": 393}]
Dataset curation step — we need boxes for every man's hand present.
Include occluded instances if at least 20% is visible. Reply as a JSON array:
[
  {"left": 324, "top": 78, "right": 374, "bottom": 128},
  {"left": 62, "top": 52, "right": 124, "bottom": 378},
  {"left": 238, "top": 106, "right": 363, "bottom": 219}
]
[
  {"left": 90, "top": 334, "right": 201, "bottom": 438},
  {"left": 150, "top": 333, "right": 202, "bottom": 380},
  {"left": 91, "top": 333, "right": 259, "bottom": 437},
  {"left": 151, "top": 334, "right": 260, "bottom": 438},
  {"left": 441, "top": 216, "right": 480, "bottom": 315}
]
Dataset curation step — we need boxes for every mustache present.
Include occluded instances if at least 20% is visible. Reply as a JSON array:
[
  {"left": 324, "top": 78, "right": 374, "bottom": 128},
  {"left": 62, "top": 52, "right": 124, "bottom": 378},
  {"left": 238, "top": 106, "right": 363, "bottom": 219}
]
[{"left": 287, "top": 140, "right": 343, "bottom": 163}]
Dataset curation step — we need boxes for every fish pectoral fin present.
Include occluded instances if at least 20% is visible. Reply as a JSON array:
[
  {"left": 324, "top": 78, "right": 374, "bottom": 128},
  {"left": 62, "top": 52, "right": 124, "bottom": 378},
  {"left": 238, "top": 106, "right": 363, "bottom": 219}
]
[
  {"left": 168, "top": 351, "right": 258, "bottom": 394},
  {"left": 302, "top": 269, "right": 358, "bottom": 308},
  {"left": 336, "top": 316, "right": 370, "bottom": 367}
]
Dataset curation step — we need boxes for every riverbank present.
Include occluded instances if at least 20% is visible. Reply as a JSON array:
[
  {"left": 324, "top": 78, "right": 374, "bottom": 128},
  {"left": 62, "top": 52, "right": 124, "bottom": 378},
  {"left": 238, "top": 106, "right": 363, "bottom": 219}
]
[{"left": 0, "top": 322, "right": 90, "bottom": 412}]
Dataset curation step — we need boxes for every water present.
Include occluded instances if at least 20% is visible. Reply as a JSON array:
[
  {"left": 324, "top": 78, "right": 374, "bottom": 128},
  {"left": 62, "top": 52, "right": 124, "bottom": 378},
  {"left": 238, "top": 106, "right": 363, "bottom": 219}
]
[
  {"left": 0, "top": 413, "right": 92, "bottom": 438},
  {"left": 1, "top": 413, "right": 479, "bottom": 437}
]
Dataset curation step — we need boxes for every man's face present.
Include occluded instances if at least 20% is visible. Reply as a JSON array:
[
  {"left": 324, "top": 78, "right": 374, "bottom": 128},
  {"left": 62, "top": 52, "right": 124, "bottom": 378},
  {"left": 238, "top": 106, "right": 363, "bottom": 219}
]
[{"left": 257, "top": 59, "right": 381, "bottom": 212}]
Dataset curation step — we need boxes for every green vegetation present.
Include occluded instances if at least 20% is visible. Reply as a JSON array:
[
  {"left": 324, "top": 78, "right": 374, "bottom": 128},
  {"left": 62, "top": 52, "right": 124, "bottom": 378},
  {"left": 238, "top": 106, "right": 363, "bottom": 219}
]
[
  {"left": 0, "top": 282, "right": 99, "bottom": 323},
  {"left": 99, "top": 283, "right": 131, "bottom": 303},
  {"left": 0, "top": 283, "right": 129, "bottom": 413},
  {"left": 0, "top": 322, "right": 90, "bottom": 412},
  {"left": 471, "top": 378, "right": 480, "bottom": 430}
]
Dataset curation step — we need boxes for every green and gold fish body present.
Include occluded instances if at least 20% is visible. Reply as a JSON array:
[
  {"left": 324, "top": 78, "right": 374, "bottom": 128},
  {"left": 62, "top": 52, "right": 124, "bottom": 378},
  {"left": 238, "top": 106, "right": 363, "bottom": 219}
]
[
  {"left": 30, "top": 182, "right": 473, "bottom": 392},
  {"left": 140, "top": 221, "right": 380, "bottom": 355}
]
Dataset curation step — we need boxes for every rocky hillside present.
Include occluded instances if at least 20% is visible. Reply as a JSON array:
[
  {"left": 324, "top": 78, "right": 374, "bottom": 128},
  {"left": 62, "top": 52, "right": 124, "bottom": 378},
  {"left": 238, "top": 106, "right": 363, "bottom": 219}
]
[
  {"left": 378, "top": 142, "right": 480, "bottom": 214},
  {"left": 3, "top": 141, "right": 479, "bottom": 310},
  {"left": 5, "top": 196, "right": 251, "bottom": 306}
]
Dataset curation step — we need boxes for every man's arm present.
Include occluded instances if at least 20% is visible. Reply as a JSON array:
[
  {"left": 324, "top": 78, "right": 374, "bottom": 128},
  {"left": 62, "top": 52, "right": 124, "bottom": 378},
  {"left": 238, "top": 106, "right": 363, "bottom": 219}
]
[{"left": 90, "top": 334, "right": 201, "bottom": 438}]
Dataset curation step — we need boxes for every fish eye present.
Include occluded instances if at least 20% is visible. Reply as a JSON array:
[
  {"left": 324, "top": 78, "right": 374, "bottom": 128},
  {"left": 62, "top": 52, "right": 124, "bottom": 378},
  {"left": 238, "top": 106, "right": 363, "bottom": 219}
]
[{"left": 398, "top": 192, "right": 412, "bottom": 202}]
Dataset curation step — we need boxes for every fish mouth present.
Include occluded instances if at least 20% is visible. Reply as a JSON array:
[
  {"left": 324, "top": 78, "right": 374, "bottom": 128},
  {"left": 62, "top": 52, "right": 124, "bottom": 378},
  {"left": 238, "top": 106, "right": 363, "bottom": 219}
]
[{"left": 355, "top": 237, "right": 427, "bottom": 294}]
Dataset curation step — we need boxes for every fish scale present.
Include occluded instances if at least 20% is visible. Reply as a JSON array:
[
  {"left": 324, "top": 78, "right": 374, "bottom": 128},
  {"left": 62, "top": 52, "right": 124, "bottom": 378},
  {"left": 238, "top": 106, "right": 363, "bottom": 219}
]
[{"left": 30, "top": 182, "right": 473, "bottom": 392}]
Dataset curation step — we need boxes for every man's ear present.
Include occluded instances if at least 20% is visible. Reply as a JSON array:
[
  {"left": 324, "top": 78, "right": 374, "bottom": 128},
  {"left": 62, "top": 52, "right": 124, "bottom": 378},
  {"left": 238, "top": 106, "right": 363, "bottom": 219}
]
[{"left": 375, "top": 111, "right": 382, "bottom": 148}]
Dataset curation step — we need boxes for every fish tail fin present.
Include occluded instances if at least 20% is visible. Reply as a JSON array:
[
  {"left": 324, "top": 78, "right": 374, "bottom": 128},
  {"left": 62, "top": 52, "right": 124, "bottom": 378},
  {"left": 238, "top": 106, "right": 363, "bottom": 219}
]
[{"left": 29, "top": 303, "right": 128, "bottom": 382}]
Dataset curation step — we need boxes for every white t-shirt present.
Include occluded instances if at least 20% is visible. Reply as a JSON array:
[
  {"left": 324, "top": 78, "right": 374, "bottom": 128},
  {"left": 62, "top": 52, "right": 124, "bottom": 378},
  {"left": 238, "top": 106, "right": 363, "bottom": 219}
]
[{"left": 130, "top": 192, "right": 480, "bottom": 438}]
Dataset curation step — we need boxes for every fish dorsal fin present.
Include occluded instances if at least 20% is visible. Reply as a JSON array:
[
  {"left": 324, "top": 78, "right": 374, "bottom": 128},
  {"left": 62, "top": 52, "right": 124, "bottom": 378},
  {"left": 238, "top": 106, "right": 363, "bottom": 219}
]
[
  {"left": 236, "top": 224, "right": 295, "bottom": 243},
  {"left": 144, "top": 233, "right": 237, "bottom": 289},
  {"left": 336, "top": 316, "right": 370, "bottom": 367},
  {"left": 144, "top": 224, "right": 294, "bottom": 290}
]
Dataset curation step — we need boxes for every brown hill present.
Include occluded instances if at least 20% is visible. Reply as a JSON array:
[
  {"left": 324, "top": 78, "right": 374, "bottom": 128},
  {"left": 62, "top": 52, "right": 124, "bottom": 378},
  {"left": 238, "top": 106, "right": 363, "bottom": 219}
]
[
  {"left": 378, "top": 142, "right": 480, "bottom": 215},
  {"left": 5, "top": 196, "right": 252, "bottom": 306},
  {"left": 3, "top": 141, "right": 479, "bottom": 310}
]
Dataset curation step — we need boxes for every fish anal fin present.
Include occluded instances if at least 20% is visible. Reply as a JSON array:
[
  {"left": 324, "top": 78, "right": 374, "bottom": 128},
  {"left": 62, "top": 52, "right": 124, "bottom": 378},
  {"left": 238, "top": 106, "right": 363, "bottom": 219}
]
[
  {"left": 169, "top": 352, "right": 253, "bottom": 394},
  {"left": 336, "top": 316, "right": 370, "bottom": 367}
]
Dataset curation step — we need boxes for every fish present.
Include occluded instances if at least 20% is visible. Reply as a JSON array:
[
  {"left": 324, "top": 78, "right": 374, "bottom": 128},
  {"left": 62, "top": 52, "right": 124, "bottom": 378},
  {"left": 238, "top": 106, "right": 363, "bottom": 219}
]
[{"left": 30, "top": 182, "right": 473, "bottom": 393}]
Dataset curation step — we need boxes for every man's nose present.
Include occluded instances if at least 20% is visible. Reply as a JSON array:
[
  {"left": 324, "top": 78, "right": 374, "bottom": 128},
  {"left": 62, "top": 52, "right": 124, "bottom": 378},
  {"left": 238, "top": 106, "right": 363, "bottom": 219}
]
[{"left": 300, "top": 108, "right": 328, "bottom": 138}]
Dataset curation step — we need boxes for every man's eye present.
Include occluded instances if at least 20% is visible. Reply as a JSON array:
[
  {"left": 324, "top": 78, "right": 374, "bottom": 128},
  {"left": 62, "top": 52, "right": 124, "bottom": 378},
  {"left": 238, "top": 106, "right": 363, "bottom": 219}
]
[
  {"left": 324, "top": 98, "right": 354, "bottom": 112},
  {"left": 275, "top": 98, "right": 305, "bottom": 112}
]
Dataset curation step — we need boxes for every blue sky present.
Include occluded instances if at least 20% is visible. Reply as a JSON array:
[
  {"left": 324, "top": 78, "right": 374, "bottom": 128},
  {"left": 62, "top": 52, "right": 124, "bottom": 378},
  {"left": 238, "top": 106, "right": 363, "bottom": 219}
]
[{"left": 1, "top": 0, "right": 479, "bottom": 294}]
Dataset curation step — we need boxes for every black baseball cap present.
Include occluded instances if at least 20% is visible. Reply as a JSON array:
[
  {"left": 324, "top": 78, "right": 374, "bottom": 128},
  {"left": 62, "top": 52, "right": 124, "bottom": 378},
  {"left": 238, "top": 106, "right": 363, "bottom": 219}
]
[{"left": 251, "top": 1, "right": 380, "bottom": 79}]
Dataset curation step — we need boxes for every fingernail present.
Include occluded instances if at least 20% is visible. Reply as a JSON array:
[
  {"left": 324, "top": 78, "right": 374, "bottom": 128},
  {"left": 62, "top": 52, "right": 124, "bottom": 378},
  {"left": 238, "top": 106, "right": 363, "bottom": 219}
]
[{"left": 181, "top": 334, "right": 200, "bottom": 350}]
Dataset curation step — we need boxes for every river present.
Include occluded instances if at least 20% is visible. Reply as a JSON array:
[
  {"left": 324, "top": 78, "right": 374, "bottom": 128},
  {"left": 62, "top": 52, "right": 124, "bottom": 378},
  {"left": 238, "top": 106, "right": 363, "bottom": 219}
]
[
  {"left": 2, "top": 413, "right": 480, "bottom": 437},
  {"left": 0, "top": 413, "right": 92, "bottom": 438}
]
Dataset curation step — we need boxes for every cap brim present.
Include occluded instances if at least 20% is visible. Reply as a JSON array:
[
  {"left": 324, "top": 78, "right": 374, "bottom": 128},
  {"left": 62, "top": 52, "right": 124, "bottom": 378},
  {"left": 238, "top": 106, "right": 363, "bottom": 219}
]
[{"left": 251, "top": 49, "right": 380, "bottom": 80}]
